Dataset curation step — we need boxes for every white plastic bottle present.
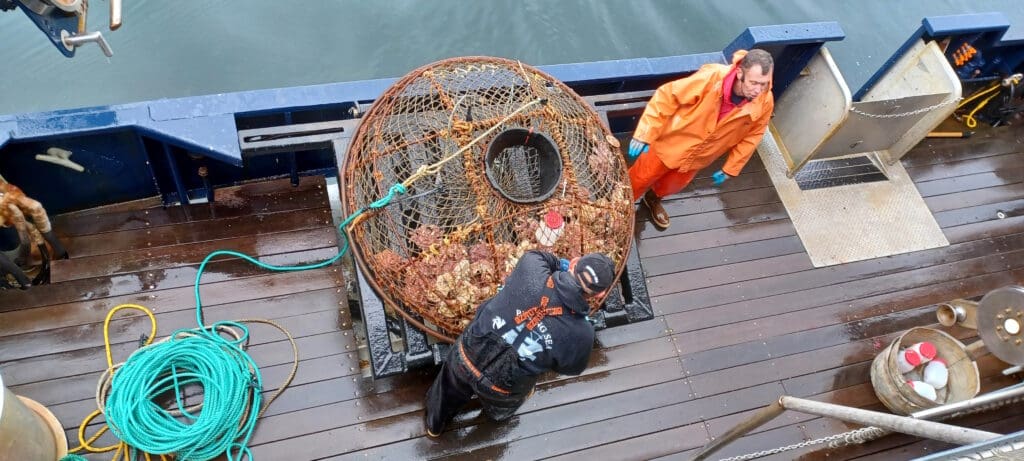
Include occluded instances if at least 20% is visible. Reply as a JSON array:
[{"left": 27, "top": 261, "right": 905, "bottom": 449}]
[
  {"left": 536, "top": 210, "right": 564, "bottom": 246},
  {"left": 907, "top": 380, "right": 937, "bottom": 401},
  {"left": 923, "top": 358, "right": 949, "bottom": 389},
  {"left": 896, "top": 348, "right": 922, "bottom": 374},
  {"left": 906, "top": 341, "right": 937, "bottom": 363}
]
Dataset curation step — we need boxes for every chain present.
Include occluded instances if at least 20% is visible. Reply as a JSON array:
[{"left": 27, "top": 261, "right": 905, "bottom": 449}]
[
  {"left": 848, "top": 97, "right": 962, "bottom": 119},
  {"left": 713, "top": 427, "right": 887, "bottom": 461}
]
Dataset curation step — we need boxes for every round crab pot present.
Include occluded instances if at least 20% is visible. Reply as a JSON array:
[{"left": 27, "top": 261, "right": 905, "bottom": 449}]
[
  {"left": 870, "top": 327, "right": 980, "bottom": 415},
  {"left": 341, "top": 56, "right": 635, "bottom": 340}
]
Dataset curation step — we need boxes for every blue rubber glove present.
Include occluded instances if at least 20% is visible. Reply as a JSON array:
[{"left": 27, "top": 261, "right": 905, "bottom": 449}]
[
  {"left": 627, "top": 138, "right": 649, "bottom": 160},
  {"left": 559, "top": 258, "right": 571, "bottom": 272},
  {"left": 712, "top": 170, "right": 729, "bottom": 186}
]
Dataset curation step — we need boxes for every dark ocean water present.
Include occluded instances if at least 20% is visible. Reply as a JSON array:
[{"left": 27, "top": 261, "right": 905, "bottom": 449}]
[{"left": 0, "top": 0, "right": 1020, "bottom": 115}]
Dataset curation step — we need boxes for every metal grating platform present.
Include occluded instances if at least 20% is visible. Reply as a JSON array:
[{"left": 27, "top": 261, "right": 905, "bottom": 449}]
[
  {"left": 760, "top": 131, "right": 950, "bottom": 267},
  {"left": 794, "top": 155, "right": 889, "bottom": 190}
]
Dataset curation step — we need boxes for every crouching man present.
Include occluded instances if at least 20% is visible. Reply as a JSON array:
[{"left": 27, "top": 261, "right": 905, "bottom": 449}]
[{"left": 424, "top": 250, "right": 614, "bottom": 436}]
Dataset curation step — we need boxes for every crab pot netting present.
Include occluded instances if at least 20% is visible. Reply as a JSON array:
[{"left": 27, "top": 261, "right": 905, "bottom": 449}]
[{"left": 342, "top": 56, "right": 634, "bottom": 339}]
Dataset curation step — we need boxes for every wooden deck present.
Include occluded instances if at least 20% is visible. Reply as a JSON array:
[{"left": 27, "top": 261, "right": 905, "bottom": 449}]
[{"left": 2, "top": 124, "right": 1023, "bottom": 460}]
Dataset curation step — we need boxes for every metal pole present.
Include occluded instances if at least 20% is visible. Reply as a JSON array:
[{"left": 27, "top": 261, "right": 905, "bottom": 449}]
[
  {"left": 690, "top": 399, "right": 786, "bottom": 461},
  {"left": 780, "top": 396, "right": 1001, "bottom": 446},
  {"left": 692, "top": 385, "right": 1024, "bottom": 461},
  {"left": 841, "top": 382, "right": 1024, "bottom": 447},
  {"left": 912, "top": 382, "right": 1024, "bottom": 420},
  {"left": 162, "top": 143, "right": 191, "bottom": 206}
]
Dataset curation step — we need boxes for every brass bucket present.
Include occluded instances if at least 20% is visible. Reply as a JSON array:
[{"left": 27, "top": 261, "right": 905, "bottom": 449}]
[
  {"left": 0, "top": 373, "right": 68, "bottom": 461},
  {"left": 870, "top": 327, "right": 980, "bottom": 415}
]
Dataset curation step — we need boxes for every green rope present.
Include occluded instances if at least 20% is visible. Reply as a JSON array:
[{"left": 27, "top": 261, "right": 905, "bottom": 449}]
[
  {"left": 192, "top": 182, "right": 406, "bottom": 322},
  {"left": 105, "top": 322, "right": 258, "bottom": 461},
  {"left": 104, "top": 182, "right": 408, "bottom": 460},
  {"left": 60, "top": 455, "right": 89, "bottom": 461}
]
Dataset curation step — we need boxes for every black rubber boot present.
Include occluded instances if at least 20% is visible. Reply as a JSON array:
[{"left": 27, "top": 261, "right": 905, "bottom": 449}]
[
  {"left": 0, "top": 252, "right": 31, "bottom": 289},
  {"left": 42, "top": 230, "right": 69, "bottom": 260},
  {"left": 31, "top": 244, "right": 51, "bottom": 285}
]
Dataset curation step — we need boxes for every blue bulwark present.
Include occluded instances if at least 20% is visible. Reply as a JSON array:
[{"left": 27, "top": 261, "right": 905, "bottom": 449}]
[
  {"left": 723, "top": 22, "right": 846, "bottom": 98},
  {"left": 13, "top": 1, "right": 79, "bottom": 58},
  {"left": 1, "top": 78, "right": 399, "bottom": 167},
  {"left": 855, "top": 12, "right": 1022, "bottom": 100},
  {"left": 923, "top": 12, "right": 1011, "bottom": 36},
  {"left": 0, "top": 120, "right": 12, "bottom": 149},
  {"left": 0, "top": 21, "right": 873, "bottom": 213},
  {"left": 542, "top": 52, "right": 725, "bottom": 84}
]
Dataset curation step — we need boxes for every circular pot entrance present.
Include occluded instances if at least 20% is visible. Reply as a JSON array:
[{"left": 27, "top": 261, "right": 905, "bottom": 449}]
[{"left": 485, "top": 128, "right": 563, "bottom": 203}]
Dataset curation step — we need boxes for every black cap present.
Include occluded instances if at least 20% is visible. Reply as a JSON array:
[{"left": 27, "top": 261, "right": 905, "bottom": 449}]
[{"left": 574, "top": 253, "right": 615, "bottom": 293}]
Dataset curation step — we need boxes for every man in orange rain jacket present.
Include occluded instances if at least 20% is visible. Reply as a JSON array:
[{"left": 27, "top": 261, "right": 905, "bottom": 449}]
[{"left": 628, "top": 49, "right": 774, "bottom": 230}]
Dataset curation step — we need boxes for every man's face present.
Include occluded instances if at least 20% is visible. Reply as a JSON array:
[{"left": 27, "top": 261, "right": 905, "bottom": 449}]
[
  {"left": 736, "top": 64, "right": 771, "bottom": 100},
  {"left": 577, "top": 275, "right": 608, "bottom": 299}
]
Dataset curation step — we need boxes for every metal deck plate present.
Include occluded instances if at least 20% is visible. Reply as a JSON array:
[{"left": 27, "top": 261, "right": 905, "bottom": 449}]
[{"left": 759, "top": 132, "right": 949, "bottom": 267}]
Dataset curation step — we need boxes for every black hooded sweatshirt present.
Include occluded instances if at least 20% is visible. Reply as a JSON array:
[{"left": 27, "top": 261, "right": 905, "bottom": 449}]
[{"left": 461, "top": 250, "right": 596, "bottom": 377}]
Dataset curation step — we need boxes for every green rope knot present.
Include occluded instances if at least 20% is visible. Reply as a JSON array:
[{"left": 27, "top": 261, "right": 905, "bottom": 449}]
[{"left": 369, "top": 183, "right": 407, "bottom": 209}]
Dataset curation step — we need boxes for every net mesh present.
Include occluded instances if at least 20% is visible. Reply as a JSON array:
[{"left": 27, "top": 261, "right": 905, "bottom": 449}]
[{"left": 341, "top": 57, "right": 634, "bottom": 339}]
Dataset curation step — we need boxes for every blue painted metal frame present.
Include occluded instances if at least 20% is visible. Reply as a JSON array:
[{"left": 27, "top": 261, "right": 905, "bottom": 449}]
[
  {"left": 0, "top": 22, "right": 846, "bottom": 214},
  {"left": 855, "top": 12, "right": 1024, "bottom": 100},
  {"left": 0, "top": 130, "right": 159, "bottom": 214},
  {"left": 161, "top": 143, "right": 190, "bottom": 206},
  {"left": 13, "top": 0, "right": 78, "bottom": 58}
]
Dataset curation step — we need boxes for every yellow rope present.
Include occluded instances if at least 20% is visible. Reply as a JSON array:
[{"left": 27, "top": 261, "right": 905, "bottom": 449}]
[
  {"left": 962, "top": 92, "right": 1000, "bottom": 128},
  {"left": 956, "top": 81, "right": 1002, "bottom": 128},
  {"left": 104, "top": 304, "right": 158, "bottom": 367},
  {"left": 957, "top": 81, "right": 1001, "bottom": 109},
  {"left": 68, "top": 304, "right": 165, "bottom": 459},
  {"left": 64, "top": 305, "right": 299, "bottom": 460}
]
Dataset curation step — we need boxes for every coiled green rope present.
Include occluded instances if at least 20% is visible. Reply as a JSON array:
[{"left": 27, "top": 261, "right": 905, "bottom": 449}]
[
  {"left": 91, "top": 183, "right": 407, "bottom": 461},
  {"left": 104, "top": 322, "right": 259, "bottom": 461}
]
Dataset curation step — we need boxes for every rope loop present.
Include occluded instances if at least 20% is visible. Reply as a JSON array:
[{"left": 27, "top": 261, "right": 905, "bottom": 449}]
[
  {"left": 369, "top": 183, "right": 408, "bottom": 209},
  {"left": 104, "top": 322, "right": 262, "bottom": 461}
]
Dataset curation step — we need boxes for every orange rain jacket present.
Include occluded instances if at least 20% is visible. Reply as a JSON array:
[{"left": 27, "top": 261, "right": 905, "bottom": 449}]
[{"left": 632, "top": 50, "right": 774, "bottom": 177}]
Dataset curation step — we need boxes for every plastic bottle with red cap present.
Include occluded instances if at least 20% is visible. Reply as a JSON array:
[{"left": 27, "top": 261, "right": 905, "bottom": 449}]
[
  {"left": 896, "top": 348, "right": 922, "bottom": 374},
  {"left": 906, "top": 342, "right": 937, "bottom": 364},
  {"left": 536, "top": 210, "right": 564, "bottom": 246}
]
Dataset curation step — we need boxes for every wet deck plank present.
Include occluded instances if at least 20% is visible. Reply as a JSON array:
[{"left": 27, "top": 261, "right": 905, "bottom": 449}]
[
  {"left": 1, "top": 124, "right": 1022, "bottom": 461},
  {"left": 0, "top": 176, "right": 350, "bottom": 459},
  {"left": 51, "top": 176, "right": 330, "bottom": 237}
]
